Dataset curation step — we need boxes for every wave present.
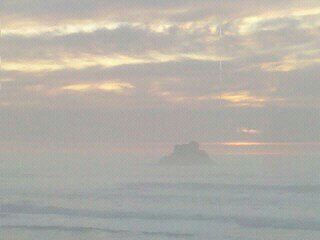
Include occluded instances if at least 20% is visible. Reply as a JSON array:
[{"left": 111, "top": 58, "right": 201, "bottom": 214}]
[
  {"left": 0, "top": 203, "right": 214, "bottom": 221},
  {"left": 231, "top": 216, "right": 320, "bottom": 232},
  {"left": 2, "top": 203, "right": 320, "bottom": 232},
  {"left": 0, "top": 225, "right": 194, "bottom": 238},
  {"left": 124, "top": 182, "right": 320, "bottom": 193}
]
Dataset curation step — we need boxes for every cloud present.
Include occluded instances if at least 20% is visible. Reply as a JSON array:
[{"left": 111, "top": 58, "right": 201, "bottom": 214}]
[
  {"left": 237, "top": 128, "right": 261, "bottom": 135},
  {"left": 1, "top": 57, "right": 319, "bottom": 110},
  {"left": 219, "top": 91, "right": 267, "bottom": 107},
  {"left": 61, "top": 81, "right": 135, "bottom": 93},
  {"left": 3, "top": 0, "right": 319, "bottom": 26},
  {"left": 0, "top": 0, "right": 319, "bottom": 156}
]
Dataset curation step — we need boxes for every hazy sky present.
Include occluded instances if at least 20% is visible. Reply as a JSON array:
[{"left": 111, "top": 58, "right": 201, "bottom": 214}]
[{"left": 1, "top": 0, "right": 320, "bottom": 161}]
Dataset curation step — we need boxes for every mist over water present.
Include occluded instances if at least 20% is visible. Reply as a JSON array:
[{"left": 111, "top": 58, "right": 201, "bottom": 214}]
[{"left": 1, "top": 156, "right": 320, "bottom": 240}]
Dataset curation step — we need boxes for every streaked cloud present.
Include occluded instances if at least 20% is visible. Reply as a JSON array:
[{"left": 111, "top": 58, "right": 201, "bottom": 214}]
[
  {"left": 2, "top": 55, "right": 150, "bottom": 73},
  {"left": 61, "top": 81, "right": 134, "bottom": 93},
  {"left": 0, "top": 0, "right": 319, "bottom": 156},
  {"left": 238, "top": 128, "right": 261, "bottom": 135},
  {"left": 220, "top": 91, "right": 266, "bottom": 107}
]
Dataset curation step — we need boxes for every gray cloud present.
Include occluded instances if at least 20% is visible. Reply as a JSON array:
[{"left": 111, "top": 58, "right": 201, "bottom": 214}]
[
  {"left": 3, "top": 14, "right": 319, "bottom": 62},
  {"left": 4, "top": 0, "right": 314, "bottom": 24},
  {"left": 0, "top": 0, "right": 319, "bottom": 158},
  {"left": 2, "top": 25, "right": 210, "bottom": 61}
]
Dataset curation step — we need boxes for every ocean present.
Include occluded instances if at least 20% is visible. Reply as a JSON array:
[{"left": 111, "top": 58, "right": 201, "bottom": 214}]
[{"left": 1, "top": 157, "right": 320, "bottom": 240}]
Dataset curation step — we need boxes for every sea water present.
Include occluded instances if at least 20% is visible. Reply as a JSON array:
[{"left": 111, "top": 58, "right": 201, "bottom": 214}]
[{"left": 1, "top": 156, "right": 320, "bottom": 240}]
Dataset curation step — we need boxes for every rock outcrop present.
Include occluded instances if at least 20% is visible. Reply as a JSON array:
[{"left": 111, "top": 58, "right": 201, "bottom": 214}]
[{"left": 160, "top": 141, "right": 212, "bottom": 165}]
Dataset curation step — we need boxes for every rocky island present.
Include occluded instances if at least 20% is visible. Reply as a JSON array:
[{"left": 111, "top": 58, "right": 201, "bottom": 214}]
[{"left": 160, "top": 141, "right": 212, "bottom": 165}]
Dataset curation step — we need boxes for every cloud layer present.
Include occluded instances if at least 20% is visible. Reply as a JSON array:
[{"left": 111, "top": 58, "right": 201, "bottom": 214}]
[{"left": 1, "top": 0, "right": 319, "bottom": 156}]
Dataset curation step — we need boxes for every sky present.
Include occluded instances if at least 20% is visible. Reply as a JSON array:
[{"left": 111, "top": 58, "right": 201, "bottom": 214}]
[{"left": 1, "top": 0, "right": 320, "bottom": 163}]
